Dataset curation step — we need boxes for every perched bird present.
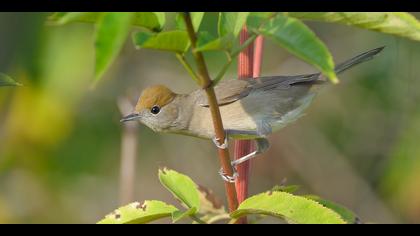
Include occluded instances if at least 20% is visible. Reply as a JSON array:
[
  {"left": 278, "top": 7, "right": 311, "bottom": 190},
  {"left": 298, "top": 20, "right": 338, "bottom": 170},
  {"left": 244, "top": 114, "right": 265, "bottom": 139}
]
[{"left": 121, "top": 47, "right": 384, "bottom": 181}]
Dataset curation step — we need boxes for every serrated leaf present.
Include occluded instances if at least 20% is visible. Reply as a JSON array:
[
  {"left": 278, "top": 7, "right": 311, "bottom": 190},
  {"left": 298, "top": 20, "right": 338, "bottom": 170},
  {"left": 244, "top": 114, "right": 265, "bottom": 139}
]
[
  {"left": 231, "top": 191, "right": 346, "bottom": 224},
  {"left": 133, "top": 30, "right": 190, "bottom": 53},
  {"left": 196, "top": 32, "right": 234, "bottom": 51},
  {"left": 97, "top": 200, "right": 178, "bottom": 224},
  {"left": 0, "top": 73, "right": 21, "bottom": 87},
  {"left": 158, "top": 168, "right": 200, "bottom": 213},
  {"left": 288, "top": 12, "right": 420, "bottom": 41},
  {"left": 305, "top": 195, "right": 360, "bottom": 224},
  {"left": 49, "top": 12, "right": 165, "bottom": 31},
  {"left": 94, "top": 12, "right": 133, "bottom": 82},
  {"left": 218, "top": 12, "right": 250, "bottom": 37},
  {"left": 176, "top": 12, "right": 205, "bottom": 31},
  {"left": 249, "top": 13, "right": 338, "bottom": 83}
]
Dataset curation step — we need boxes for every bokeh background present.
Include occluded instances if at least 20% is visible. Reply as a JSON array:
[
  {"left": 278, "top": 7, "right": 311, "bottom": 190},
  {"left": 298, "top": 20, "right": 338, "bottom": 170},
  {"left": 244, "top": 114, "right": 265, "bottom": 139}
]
[{"left": 0, "top": 12, "right": 419, "bottom": 223}]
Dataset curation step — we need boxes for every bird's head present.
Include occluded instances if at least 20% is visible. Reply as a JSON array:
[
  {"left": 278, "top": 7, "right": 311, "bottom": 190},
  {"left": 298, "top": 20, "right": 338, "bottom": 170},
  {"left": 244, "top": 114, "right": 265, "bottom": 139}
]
[{"left": 121, "top": 85, "right": 180, "bottom": 132}]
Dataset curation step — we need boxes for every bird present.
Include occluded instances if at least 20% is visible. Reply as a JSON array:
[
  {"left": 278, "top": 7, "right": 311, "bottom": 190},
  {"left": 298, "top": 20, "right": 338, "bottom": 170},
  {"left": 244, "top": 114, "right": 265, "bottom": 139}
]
[{"left": 121, "top": 46, "right": 384, "bottom": 181}]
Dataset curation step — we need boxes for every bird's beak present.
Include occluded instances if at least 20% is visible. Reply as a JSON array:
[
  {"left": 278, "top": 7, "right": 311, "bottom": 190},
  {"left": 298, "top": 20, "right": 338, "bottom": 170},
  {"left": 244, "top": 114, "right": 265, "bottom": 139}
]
[{"left": 120, "top": 113, "right": 141, "bottom": 123}]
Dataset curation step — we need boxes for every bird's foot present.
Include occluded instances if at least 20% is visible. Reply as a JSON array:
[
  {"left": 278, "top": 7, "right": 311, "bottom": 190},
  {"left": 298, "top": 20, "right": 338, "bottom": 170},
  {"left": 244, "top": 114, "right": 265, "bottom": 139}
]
[
  {"left": 231, "top": 138, "right": 270, "bottom": 167},
  {"left": 212, "top": 133, "right": 228, "bottom": 149},
  {"left": 217, "top": 138, "right": 270, "bottom": 183},
  {"left": 218, "top": 166, "right": 238, "bottom": 183}
]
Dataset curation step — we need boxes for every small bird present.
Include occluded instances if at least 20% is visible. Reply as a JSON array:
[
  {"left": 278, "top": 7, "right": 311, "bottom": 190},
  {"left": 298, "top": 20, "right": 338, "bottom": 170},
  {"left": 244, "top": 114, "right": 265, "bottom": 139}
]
[{"left": 121, "top": 47, "right": 384, "bottom": 181}]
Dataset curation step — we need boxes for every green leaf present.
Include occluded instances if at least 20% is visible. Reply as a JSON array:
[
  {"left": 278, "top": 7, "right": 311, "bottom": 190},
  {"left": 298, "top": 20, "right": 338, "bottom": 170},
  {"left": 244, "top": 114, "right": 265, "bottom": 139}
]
[
  {"left": 288, "top": 12, "right": 420, "bottom": 41},
  {"left": 231, "top": 191, "right": 346, "bottom": 224},
  {"left": 97, "top": 200, "right": 178, "bottom": 224},
  {"left": 132, "top": 12, "right": 165, "bottom": 32},
  {"left": 176, "top": 12, "right": 205, "bottom": 31},
  {"left": 305, "top": 195, "right": 360, "bottom": 224},
  {"left": 249, "top": 13, "right": 338, "bottom": 83},
  {"left": 133, "top": 30, "right": 190, "bottom": 53},
  {"left": 196, "top": 32, "right": 234, "bottom": 51},
  {"left": 48, "top": 12, "right": 102, "bottom": 25},
  {"left": 158, "top": 168, "right": 200, "bottom": 213},
  {"left": 0, "top": 73, "right": 21, "bottom": 87},
  {"left": 271, "top": 185, "right": 300, "bottom": 194},
  {"left": 49, "top": 12, "right": 165, "bottom": 32},
  {"left": 94, "top": 12, "right": 133, "bottom": 82},
  {"left": 171, "top": 207, "right": 197, "bottom": 223},
  {"left": 218, "top": 12, "right": 250, "bottom": 37}
]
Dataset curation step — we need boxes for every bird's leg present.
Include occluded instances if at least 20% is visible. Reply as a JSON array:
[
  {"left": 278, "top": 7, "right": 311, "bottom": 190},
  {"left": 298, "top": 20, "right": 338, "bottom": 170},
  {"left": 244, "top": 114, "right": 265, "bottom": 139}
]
[
  {"left": 213, "top": 132, "right": 270, "bottom": 182},
  {"left": 231, "top": 138, "right": 270, "bottom": 167}
]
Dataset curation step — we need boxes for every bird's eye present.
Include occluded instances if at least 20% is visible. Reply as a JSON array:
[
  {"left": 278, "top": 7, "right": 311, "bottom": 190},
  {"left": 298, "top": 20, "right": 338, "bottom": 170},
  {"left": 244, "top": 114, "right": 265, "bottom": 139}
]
[{"left": 150, "top": 105, "right": 160, "bottom": 115}]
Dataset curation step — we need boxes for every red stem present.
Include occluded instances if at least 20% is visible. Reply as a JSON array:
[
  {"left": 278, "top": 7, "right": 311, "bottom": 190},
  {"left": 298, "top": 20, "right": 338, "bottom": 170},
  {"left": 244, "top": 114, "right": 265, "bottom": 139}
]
[
  {"left": 253, "top": 36, "right": 264, "bottom": 78},
  {"left": 234, "top": 29, "right": 264, "bottom": 224}
]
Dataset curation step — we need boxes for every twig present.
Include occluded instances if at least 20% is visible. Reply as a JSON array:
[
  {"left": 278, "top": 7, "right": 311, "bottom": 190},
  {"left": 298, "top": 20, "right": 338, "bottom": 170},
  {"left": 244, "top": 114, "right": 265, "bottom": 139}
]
[
  {"left": 190, "top": 215, "right": 207, "bottom": 224},
  {"left": 175, "top": 53, "right": 201, "bottom": 83},
  {"left": 182, "top": 12, "right": 239, "bottom": 213}
]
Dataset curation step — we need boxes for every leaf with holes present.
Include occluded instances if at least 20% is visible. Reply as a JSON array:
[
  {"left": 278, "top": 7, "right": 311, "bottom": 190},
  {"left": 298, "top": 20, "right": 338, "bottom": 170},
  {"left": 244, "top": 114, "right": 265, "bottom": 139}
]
[
  {"left": 288, "top": 12, "right": 420, "bottom": 41},
  {"left": 176, "top": 12, "right": 205, "bottom": 31},
  {"left": 133, "top": 30, "right": 190, "bottom": 53},
  {"left": 49, "top": 12, "right": 165, "bottom": 31},
  {"left": 158, "top": 168, "right": 200, "bottom": 213},
  {"left": 0, "top": 73, "right": 21, "bottom": 87},
  {"left": 248, "top": 13, "right": 338, "bottom": 83},
  {"left": 231, "top": 191, "right": 346, "bottom": 224},
  {"left": 305, "top": 195, "right": 360, "bottom": 224},
  {"left": 94, "top": 12, "right": 133, "bottom": 82},
  {"left": 97, "top": 200, "right": 179, "bottom": 224}
]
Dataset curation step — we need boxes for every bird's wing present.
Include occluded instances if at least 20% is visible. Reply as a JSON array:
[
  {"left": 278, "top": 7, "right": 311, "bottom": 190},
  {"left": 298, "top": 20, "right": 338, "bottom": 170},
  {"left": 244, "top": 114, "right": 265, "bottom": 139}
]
[
  {"left": 194, "top": 79, "right": 252, "bottom": 107},
  {"left": 195, "top": 73, "right": 323, "bottom": 107}
]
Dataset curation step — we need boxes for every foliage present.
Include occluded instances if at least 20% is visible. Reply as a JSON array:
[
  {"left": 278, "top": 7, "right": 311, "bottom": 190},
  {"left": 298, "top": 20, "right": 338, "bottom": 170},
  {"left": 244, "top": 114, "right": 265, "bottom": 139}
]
[
  {"left": 98, "top": 168, "right": 355, "bottom": 224},
  {"left": 48, "top": 12, "right": 420, "bottom": 224},
  {"left": 49, "top": 12, "right": 420, "bottom": 84}
]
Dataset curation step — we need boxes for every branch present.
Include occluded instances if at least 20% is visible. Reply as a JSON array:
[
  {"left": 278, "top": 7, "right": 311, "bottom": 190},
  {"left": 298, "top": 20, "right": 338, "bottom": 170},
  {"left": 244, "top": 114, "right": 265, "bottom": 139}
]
[{"left": 182, "top": 12, "right": 239, "bottom": 213}]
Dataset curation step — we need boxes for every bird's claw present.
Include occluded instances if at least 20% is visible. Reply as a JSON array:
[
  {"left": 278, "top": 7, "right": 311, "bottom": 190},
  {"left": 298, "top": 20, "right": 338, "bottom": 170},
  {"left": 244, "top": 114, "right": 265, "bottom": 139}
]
[
  {"left": 218, "top": 166, "right": 238, "bottom": 183},
  {"left": 212, "top": 134, "right": 228, "bottom": 149},
  {"left": 216, "top": 137, "right": 270, "bottom": 183}
]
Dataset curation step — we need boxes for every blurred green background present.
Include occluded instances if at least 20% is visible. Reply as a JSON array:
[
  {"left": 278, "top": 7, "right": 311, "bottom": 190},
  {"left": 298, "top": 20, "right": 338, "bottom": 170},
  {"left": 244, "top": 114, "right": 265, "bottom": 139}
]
[{"left": 0, "top": 12, "right": 420, "bottom": 223}]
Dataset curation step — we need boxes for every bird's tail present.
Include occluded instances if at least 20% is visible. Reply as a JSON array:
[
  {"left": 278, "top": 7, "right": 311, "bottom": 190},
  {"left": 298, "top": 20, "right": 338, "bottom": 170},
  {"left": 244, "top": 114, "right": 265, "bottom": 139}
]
[{"left": 334, "top": 46, "right": 385, "bottom": 74}]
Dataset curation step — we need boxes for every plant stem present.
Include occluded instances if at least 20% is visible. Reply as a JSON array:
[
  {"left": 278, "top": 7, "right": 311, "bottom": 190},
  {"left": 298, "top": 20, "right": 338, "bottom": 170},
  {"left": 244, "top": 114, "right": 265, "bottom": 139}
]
[
  {"left": 233, "top": 27, "right": 256, "bottom": 224},
  {"left": 182, "top": 12, "right": 239, "bottom": 213},
  {"left": 214, "top": 34, "right": 258, "bottom": 84},
  {"left": 175, "top": 53, "right": 200, "bottom": 83},
  {"left": 190, "top": 215, "right": 207, "bottom": 224}
]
